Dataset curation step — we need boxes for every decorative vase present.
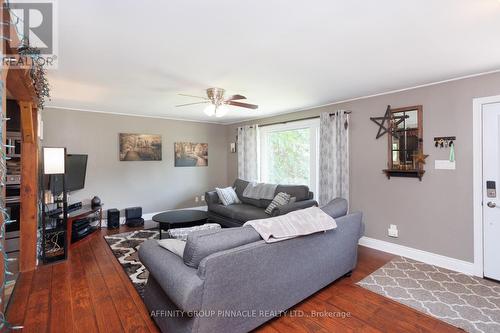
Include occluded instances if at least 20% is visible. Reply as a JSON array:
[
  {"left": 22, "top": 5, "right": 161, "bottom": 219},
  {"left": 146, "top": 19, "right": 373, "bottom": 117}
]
[{"left": 91, "top": 196, "right": 101, "bottom": 208}]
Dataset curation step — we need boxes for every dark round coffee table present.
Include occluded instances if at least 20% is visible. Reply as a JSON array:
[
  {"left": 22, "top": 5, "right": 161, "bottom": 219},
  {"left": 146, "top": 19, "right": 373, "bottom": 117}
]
[{"left": 152, "top": 210, "right": 208, "bottom": 239}]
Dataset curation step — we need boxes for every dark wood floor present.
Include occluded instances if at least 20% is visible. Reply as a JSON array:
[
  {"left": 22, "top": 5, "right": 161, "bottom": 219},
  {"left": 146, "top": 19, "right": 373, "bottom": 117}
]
[{"left": 6, "top": 225, "right": 462, "bottom": 333}]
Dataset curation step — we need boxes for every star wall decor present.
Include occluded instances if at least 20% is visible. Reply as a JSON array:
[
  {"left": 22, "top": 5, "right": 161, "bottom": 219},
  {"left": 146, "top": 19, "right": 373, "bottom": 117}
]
[
  {"left": 370, "top": 105, "right": 408, "bottom": 139},
  {"left": 413, "top": 150, "right": 429, "bottom": 166}
]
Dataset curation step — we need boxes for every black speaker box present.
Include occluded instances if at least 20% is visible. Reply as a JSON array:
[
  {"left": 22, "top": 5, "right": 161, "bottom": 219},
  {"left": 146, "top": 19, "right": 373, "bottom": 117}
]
[
  {"left": 107, "top": 208, "right": 120, "bottom": 229},
  {"left": 125, "top": 218, "right": 144, "bottom": 227},
  {"left": 125, "top": 207, "right": 143, "bottom": 227},
  {"left": 125, "top": 206, "right": 142, "bottom": 220}
]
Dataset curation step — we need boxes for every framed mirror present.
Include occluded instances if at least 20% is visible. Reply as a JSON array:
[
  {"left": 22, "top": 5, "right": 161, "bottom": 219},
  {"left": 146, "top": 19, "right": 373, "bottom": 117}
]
[{"left": 384, "top": 105, "right": 425, "bottom": 180}]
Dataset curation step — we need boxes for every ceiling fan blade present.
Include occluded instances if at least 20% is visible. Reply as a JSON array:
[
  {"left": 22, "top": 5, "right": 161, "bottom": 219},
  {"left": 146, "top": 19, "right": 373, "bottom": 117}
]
[
  {"left": 226, "top": 94, "right": 247, "bottom": 101},
  {"left": 227, "top": 101, "right": 259, "bottom": 110},
  {"left": 178, "top": 93, "right": 209, "bottom": 100},
  {"left": 175, "top": 101, "right": 210, "bottom": 107}
]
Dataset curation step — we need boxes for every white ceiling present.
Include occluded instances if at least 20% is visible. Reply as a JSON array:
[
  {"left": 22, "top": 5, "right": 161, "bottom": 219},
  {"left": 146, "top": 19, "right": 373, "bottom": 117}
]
[{"left": 47, "top": 0, "right": 500, "bottom": 124}]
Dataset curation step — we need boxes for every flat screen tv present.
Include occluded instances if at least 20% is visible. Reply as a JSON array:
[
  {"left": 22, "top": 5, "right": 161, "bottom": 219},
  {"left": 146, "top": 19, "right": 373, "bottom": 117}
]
[{"left": 50, "top": 154, "right": 88, "bottom": 194}]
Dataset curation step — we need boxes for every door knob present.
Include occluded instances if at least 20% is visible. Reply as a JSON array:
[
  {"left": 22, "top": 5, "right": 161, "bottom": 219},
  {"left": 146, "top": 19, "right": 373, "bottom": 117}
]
[{"left": 487, "top": 202, "right": 497, "bottom": 208}]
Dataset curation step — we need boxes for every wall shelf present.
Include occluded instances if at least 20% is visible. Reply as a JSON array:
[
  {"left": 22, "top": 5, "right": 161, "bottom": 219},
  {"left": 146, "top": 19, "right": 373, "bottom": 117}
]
[{"left": 383, "top": 169, "right": 425, "bottom": 181}]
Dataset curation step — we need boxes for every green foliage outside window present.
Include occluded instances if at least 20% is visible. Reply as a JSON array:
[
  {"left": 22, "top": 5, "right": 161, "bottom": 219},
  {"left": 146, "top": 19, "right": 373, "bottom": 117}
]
[{"left": 265, "top": 128, "right": 310, "bottom": 186}]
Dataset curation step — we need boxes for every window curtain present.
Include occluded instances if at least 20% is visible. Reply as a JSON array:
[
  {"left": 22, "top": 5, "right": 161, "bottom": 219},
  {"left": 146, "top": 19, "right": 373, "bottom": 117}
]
[
  {"left": 237, "top": 125, "right": 259, "bottom": 182},
  {"left": 318, "top": 111, "right": 349, "bottom": 206}
]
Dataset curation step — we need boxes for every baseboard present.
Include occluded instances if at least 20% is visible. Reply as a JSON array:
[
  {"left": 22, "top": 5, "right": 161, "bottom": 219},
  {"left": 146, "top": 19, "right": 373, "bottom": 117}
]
[
  {"left": 359, "top": 236, "right": 479, "bottom": 277},
  {"left": 102, "top": 205, "right": 208, "bottom": 227}
]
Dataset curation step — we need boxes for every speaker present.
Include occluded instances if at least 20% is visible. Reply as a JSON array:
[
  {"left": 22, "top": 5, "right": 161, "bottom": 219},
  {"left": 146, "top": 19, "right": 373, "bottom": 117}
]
[
  {"left": 125, "top": 207, "right": 144, "bottom": 227},
  {"left": 107, "top": 208, "right": 120, "bottom": 229}
]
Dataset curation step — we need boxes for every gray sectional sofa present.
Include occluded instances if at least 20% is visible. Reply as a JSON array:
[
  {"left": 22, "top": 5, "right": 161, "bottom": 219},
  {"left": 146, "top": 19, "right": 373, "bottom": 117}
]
[
  {"left": 139, "top": 198, "right": 363, "bottom": 333},
  {"left": 205, "top": 178, "right": 318, "bottom": 227}
]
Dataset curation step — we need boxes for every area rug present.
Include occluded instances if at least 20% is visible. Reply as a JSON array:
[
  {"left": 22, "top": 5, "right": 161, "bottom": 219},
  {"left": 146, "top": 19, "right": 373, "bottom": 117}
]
[
  {"left": 357, "top": 256, "right": 500, "bottom": 333},
  {"left": 104, "top": 229, "right": 159, "bottom": 298}
]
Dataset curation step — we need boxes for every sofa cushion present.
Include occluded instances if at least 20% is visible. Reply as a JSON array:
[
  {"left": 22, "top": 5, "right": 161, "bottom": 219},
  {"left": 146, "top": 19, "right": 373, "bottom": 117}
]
[
  {"left": 320, "top": 198, "right": 348, "bottom": 218},
  {"left": 183, "top": 227, "right": 261, "bottom": 268},
  {"left": 234, "top": 178, "right": 310, "bottom": 207},
  {"left": 275, "top": 184, "right": 311, "bottom": 201},
  {"left": 209, "top": 203, "right": 269, "bottom": 222},
  {"left": 233, "top": 178, "right": 262, "bottom": 207}
]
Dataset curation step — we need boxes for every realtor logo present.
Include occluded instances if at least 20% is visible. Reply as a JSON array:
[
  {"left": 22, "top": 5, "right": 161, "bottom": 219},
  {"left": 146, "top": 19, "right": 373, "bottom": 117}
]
[{"left": 2, "top": 0, "right": 58, "bottom": 67}]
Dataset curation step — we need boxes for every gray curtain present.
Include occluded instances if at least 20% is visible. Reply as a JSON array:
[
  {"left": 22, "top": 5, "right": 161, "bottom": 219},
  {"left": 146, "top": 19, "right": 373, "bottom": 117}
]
[
  {"left": 319, "top": 111, "right": 349, "bottom": 206},
  {"left": 237, "top": 125, "right": 259, "bottom": 182}
]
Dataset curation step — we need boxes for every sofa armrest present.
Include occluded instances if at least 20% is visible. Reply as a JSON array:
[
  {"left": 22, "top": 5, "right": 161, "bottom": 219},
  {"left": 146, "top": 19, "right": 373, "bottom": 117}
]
[
  {"left": 138, "top": 240, "right": 204, "bottom": 312},
  {"left": 205, "top": 190, "right": 219, "bottom": 207},
  {"left": 270, "top": 199, "right": 318, "bottom": 216}
]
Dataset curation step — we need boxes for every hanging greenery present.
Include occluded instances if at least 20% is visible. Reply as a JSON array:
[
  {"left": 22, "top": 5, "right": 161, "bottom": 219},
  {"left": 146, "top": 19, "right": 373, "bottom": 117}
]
[{"left": 17, "top": 38, "right": 51, "bottom": 110}]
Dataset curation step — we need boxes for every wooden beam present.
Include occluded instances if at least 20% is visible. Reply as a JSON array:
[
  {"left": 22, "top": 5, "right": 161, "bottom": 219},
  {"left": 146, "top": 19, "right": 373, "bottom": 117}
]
[
  {"left": 19, "top": 101, "right": 34, "bottom": 143},
  {"left": 6, "top": 67, "right": 37, "bottom": 103},
  {"left": 2, "top": 4, "right": 38, "bottom": 104},
  {"left": 19, "top": 101, "right": 38, "bottom": 272}
]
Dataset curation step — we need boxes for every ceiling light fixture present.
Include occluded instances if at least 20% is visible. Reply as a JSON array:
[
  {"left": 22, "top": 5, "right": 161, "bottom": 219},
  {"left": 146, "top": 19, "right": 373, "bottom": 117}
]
[
  {"left": 177, "top": 87, "right": 258, "bottom": 118},
  {"left": 215, "top": 104, "right": 228, "bottom": 118},
  {"left": 204, "top": 104, "right": 216, "bottom": 116}
]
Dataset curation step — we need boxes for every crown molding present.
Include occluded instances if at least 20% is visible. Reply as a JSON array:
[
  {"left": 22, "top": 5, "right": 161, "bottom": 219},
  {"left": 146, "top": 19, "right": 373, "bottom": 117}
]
[
  {"left": 46, "top": 68, "right": 500, "bottom": 126},
  {"left": 224, "top": 68, "right": 500, "bottom": 125}
]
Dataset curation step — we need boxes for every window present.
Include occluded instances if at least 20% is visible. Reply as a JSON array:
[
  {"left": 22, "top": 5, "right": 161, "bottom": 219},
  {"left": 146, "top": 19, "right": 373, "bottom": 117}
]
[{"left": 259, "top": 119, "right": 320, "bottom": 197}]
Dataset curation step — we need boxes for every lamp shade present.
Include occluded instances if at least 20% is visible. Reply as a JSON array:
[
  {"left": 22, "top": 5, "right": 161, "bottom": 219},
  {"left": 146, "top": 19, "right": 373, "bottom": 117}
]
[
  {"left": 43, "top": 147, "right": 66, "bottom": 174},
  {"left": 204, "top": 104, "right": 216, "bottom": 117},
  {"left": 215, "top": 105, "right": 228, "bottom": 118}
]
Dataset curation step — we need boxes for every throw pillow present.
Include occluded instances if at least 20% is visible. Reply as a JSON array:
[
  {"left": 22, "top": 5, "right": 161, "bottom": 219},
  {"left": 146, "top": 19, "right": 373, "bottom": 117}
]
[
  {"left": 157, "top": 239, "right": 186, "bottom": 258},
  {"left": 167, "top": 223, "right": 221, "bottom": 241},
  {"left": 215, "top": 187, "right": 241, "bottom": 206},
  {"left": 265, "top": 192, "right": 291, "bottom": 215}
]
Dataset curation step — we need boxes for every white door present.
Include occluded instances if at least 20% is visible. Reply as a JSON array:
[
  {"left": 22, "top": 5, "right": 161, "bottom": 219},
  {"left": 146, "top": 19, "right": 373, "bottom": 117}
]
[{"left": 483, "top": 102, "right": 500, "bottom": 281}]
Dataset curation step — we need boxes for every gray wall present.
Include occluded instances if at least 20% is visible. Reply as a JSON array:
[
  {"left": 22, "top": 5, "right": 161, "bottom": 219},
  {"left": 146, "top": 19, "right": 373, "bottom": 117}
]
[
  {"left": 228, "top": 72, "right": 500, "bottom": 262},
  {"left": 42, "top": 109, "right": 229, "bottom": 214}
]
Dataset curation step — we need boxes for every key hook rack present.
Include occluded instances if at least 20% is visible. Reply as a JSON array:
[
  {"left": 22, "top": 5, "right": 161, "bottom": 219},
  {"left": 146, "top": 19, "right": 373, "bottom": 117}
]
[{"left": 434, "top": 136, "right": 456, "bottom": 148}]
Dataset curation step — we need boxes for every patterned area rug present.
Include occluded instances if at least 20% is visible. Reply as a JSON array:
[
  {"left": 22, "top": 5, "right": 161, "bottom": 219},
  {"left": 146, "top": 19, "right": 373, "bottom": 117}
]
[
  {"left": 357, "top": 256, "right": 500, "bottom": 333},
  {"left": 104, "top": 229, "right": 159, "bottom": 298}
]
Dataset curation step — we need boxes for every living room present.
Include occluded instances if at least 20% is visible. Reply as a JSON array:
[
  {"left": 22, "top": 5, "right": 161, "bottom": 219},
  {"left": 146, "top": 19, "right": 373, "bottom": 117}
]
[{"left": 1, "top": 1, "right": 500, "bottom": 332}]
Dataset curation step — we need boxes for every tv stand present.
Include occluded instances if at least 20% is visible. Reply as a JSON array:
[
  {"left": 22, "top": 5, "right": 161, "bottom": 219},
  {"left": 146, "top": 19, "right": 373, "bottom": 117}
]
[{"left": 66, "top": 205, "right": 102, "bottom": 247}]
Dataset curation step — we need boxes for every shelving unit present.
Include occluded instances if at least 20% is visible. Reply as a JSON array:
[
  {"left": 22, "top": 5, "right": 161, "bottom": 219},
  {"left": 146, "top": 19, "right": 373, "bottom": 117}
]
[{"left": 41, "top": 199, "right": 68, "bottom": 264}]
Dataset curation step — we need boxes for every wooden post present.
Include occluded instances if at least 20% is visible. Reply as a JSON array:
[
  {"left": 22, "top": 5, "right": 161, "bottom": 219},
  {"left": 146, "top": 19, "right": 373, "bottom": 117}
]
[{"left": 19, "top": 101, "right": 38, "bottom": 272}]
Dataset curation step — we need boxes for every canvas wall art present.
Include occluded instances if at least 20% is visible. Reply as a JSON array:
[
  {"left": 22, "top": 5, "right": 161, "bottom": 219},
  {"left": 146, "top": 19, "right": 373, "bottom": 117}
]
[
  {"left": 174, "top": 142, "right": 208, "bottom": 167},
  {"left": 119, "top": 133, "right": 162, "bottom": 161}
]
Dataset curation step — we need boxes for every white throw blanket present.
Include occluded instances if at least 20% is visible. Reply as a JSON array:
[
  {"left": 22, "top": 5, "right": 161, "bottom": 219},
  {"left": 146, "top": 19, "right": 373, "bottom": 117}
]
[
  {"left": 242, "top": 182, "right": 278, "bottom": 200},
  {"left": 244, "top": 207, "right": 337, "bottom": 243}
]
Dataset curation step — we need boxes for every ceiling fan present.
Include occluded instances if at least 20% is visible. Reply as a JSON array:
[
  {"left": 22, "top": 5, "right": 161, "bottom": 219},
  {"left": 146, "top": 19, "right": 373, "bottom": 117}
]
[{"left": 176, "top": 87, "right": 258, "bottom": 118}]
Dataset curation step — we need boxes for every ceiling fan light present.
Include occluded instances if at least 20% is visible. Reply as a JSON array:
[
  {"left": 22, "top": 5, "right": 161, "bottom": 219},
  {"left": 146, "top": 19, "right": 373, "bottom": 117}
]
[
  {"left": 215, "top": 105, "right": 228, "bottom": 118},
  {"left": 204, "top": 104, "right": 216, "bottom": 116}
]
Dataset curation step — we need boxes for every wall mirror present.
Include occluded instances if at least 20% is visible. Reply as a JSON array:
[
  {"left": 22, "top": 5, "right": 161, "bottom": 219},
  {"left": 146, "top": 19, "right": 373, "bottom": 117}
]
[{"left": 384, "top": 105, "right": 425, "bottom": 180}]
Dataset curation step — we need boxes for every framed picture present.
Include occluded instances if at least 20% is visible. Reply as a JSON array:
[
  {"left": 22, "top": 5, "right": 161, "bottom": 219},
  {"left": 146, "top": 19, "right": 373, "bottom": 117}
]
[
  {"left": 174, "top": 142, "right": 208, "bottom": 167},
  {"left": 119, "top": 133, "right": 162, "bottom": 161}
]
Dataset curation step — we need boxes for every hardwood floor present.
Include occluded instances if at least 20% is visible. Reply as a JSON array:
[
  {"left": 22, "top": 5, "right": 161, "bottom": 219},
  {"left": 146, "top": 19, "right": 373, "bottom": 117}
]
[{"left": 6, "top": 225, "right": 462, "bottom": 333}]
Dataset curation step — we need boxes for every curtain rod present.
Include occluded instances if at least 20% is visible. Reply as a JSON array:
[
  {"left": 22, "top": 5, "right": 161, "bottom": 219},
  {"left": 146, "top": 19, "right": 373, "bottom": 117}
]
[{"left": 254, "top": 110, "right": 351, "bottom": 128}]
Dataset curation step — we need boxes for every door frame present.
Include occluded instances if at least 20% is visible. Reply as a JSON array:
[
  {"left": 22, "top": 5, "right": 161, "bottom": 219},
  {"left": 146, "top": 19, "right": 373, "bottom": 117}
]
[{"left": 472, "top": 94, "right": 500, "bottom": 277}]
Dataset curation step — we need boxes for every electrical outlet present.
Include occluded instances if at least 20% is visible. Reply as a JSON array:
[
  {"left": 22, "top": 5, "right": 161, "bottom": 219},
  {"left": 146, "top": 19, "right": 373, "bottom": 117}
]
[
  {"left": 201, "top": 195, "right": 205, "bottom": 201},
  {"left": 388, "top": 224, "right": 399, "bottom": 238},
  {"left": 195, "top": 196, "right": 199, "bottom": 203}
]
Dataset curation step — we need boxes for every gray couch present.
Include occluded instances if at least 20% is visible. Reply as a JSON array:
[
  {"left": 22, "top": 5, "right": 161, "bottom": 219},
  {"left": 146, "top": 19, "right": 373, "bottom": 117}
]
[
  {"left": 139, "top": 198, "right": 363, "bottom": 333},
  {"left": 205, "top": 178, "right": 318, "bottom": 227}
]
